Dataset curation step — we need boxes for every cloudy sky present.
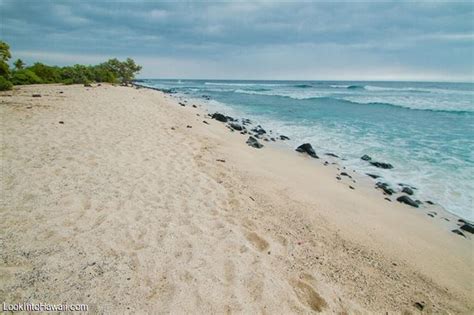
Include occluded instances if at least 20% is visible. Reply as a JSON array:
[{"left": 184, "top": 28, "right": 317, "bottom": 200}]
[{"left": 1, "top": 0, "right": 473, "bottom": 81}]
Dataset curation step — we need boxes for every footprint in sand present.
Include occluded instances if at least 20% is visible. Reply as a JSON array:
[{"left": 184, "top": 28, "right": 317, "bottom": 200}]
[
  {"left": 290, "top": 279, "right": 327, "bottom": 312},
  {"left": 245, "top": 231, "right": 269, "bottom": 252}
]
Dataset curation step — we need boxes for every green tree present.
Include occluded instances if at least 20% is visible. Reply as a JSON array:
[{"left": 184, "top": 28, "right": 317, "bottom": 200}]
[
  {"left": 11, "top": 69, "right": 42, "bottom": 85},
  {"left": 28, "top": 63, "right": 61, "bottom": 83},
  {"left": 0, "top": 41, "right": 11, "bottom": 62},
  {"left": 13, "top": 59, "right": 25, "bottom": 70},
  {"left": 0, "top": 76, "right": 13, "bottom": 90},
  {"left": 0, "top": 40, "right": 12, "bottom": 90},
  {"left": 102, "top": 58, "right": 142, "bottom": 84}
]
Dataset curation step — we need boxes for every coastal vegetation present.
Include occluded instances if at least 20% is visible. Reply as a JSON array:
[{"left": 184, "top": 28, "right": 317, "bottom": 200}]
[{"left": 0, "top": 40, "right": 142, "bottom": 90}]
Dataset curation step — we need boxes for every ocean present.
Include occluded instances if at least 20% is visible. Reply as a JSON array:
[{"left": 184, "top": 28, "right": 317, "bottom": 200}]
[{"left": 138, "top": 79, "right": 474, "bottom": 221}]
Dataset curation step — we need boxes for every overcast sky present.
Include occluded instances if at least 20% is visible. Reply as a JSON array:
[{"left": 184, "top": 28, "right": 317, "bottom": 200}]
[{"left": 1, "top": 0, "right": 473, "bottom": 81}]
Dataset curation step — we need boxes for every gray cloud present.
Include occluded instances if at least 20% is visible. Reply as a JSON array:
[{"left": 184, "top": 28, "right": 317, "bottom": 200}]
[{"left": 1, "top": 0, "right": 473, "bottom": 81}]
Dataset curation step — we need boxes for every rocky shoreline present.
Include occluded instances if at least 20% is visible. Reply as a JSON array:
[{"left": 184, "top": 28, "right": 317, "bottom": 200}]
[{"left": 133, "top": 82, "right": 473, "bottom": 239}]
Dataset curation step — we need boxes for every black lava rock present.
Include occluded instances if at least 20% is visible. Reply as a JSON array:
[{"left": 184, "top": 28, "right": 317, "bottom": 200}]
[
  {"left": 376, "top": 182, "right": 395, "bottom": 195},
  {"left": 280, "top": 135, "right": 290, "bottom": 140},
  {"left": 229, "top": 123, "right": 243, "bottom": 131},
  {"left": 396, "top": 195, "right": 419, "bottom": 208},
  {"left": 295, "top": 143, "right": 318, "bottom": 158},
  {"left": 361, "top": 154, "right": 372, "bottom": 161},
  {"left": 366, "top": 173, "right": 381, "bottom": 179},
  {"left": 460, "top": 222, "right": 474, "bottom": 234},
  {"left": 325, "top": 153, "right": 339, "bottom": 158},
  {"left": 251, "top": 125, "right": 266, "bottom": 135},
  {"left": 370, "top": 161, "right": 394, "bottom": 169},
  {"left": 413, "top": 302, "right": 425, "bottom": 311},
  {"left": 451, "top": 229, "right": 466, "bottom": 238},
  {"left": 211, "top": 113, "right": 228, "bottom": 122},
  {"left": 246, "top": 136, "right": 264, "bottom": 149},
  {"left": 402, "top": 187, "right": 414, "bottom": 195}
]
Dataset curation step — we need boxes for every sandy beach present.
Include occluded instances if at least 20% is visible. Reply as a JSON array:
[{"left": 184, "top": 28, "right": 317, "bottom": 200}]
[{"left": 1, "top": 84, "right": 472, "bottom": 313}]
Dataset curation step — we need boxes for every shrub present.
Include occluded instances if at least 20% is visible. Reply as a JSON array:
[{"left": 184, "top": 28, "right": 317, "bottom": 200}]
[
  {"left": 62, "top": 78, "right": 74, "bottom": 85},
  {"left": 28, "top": 63, "right": 61, "bottom": 83},
  {"left": 11, "top": 69, "right": 43, "bottom": 85},
  {"left": 0, "top": 76, "right": 13, "bottom": 91}
]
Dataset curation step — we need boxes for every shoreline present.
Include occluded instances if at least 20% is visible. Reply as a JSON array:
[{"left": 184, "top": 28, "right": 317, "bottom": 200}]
[
  {"left": 133, "top": 82, "right": 473, "bottom": 230},
  {"left": 1, "top": 83, "right": 473, "bottom": 313}
]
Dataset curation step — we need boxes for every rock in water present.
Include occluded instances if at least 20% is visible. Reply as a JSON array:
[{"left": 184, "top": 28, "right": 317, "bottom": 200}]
[
  {"left": 361, "top": 154, "right": 372, "bottom": 161},
  {"left": 280, "top": 135, "right": 290, "bottom": 140},
  {"left": 229, "top": 123, "right": 243, "bottom": 131},
  {"left": 325, "top": 153, "right": 339, "bottom": 158},
  {"left": 402, "top": 187, "right": 414, "bottom": 195},
  {"left": 211, "top": 112, "right": 228, "bottom": 122},
  {"left": 396, "top": 195, "right": 419, "bottom": 208},
  {"left": 376, "top": 182, "right": 395, "bottom": 195},
  {"left": 366, "top": 173, "right": 380, "bottom": 179},
  {"left": 295, "top": 143, "right": 319, "bottom": 158},
  {"left": 460, "top": 222, "right": 474, "bottom": 234},
  {"left": 246, "top": 136, "right": 264, "bottom": 149},
  {"left": 370, "top": 161, "right": 394, "bottom": 169},
  {"left": 251, "top": 125, "right": 266, "bottom": 135}
]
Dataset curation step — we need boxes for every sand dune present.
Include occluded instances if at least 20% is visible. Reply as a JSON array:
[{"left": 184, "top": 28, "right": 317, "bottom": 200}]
[{"left": 1, "top": 84, "right": 472, "bottom": 314}]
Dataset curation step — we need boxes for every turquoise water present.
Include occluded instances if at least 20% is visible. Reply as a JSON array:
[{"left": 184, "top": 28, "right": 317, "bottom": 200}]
[{"left": 139, "top": 79, "right": 474, "bottom": 221}]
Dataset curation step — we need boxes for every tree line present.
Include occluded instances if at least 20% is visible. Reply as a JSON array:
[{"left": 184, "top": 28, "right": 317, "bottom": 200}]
[{"left": 0, "top": 41, "right": 142, "bottom": 91}]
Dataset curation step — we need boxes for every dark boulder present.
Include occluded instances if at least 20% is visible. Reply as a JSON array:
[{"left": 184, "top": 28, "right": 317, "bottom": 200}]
[
  {"left": 361, "top": 154, "right": 372, "bottom": 161},
  {"left": 370, "top": 161, "right": 394, "bottom": 169},
  {"left": 280, "top": 135, "right": 290, "bottom": 140},
  {"left": 460, "top": 222, "right": 474, "bottom": 234},
  {"left": 246, "top": 136, "right": 264, "bottom": 149},
  {"left": 366, "top": 173, "right": 380, "bottom": 179},
  {"left": 211, "top": 113, "right": 228, "bottom": 122},
  {"left": 251, "top": 125, "right": 266, "bottom": 135},
  {"left": 376, "top": 182, "right": 395, "bottom": 195},
  {"left": 229, "top": 123, "right": 243, "bottom": 131},
  {"left": 325, "top": 153, "right": 339, "bottom": 158},
  {"left": 295, "top": 143, "right": 318, "bottom": 158},
  {"left": 179, "top": 102, "right": 186, "bottom": 106},
  {"left": 413, "top": 302, "right": 425, "bottom": 311},
  {"left": 402, "top": 187, "right": 414, "bottom": 195},
  {"left": 396, "top": 195, "right": 419, "bottom": 208},
  {"left": 451, "top": 229, "right": 466, "bottom": 238}
]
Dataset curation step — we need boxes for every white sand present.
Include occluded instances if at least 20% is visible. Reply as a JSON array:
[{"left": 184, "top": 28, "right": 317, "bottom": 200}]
[{"left": 1, "top": 84, "right": 472, "bottom": 313}]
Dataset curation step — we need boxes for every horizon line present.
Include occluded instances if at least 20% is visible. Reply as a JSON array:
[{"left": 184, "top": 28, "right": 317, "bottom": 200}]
[{"left": 136, "top": 78, "right": 474, "bottom": 84}]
